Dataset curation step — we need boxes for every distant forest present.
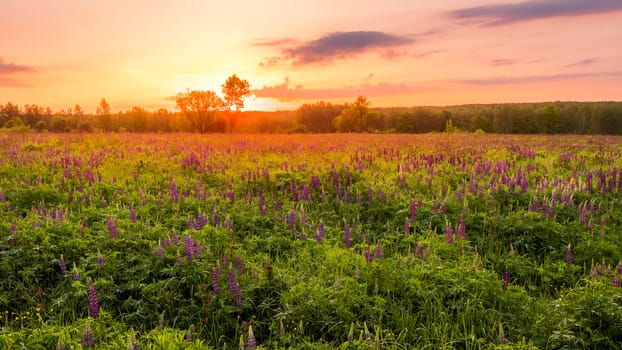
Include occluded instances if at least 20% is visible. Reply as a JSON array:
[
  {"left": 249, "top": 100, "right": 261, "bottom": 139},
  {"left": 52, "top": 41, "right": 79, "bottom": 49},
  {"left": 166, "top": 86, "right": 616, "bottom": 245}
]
[{"left": 1, "top": 100, "right": 622, "bottom": 134}]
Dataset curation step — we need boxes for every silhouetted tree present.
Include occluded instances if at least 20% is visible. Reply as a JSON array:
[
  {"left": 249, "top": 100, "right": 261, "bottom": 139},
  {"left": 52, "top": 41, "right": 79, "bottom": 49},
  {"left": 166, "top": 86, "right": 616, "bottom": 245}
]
[
  {"left": 221, "top": 74, "right": 250, "bottom": 132},
  {"left": 176, "top": 90, "right": 223, "bottom": 133}
]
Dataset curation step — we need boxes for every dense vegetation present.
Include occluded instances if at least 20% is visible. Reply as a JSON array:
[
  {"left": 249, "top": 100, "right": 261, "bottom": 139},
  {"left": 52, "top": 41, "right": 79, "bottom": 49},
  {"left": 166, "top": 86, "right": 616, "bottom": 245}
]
[
  {"left": 1, "top": 133, "right": 621, "bottom": 349},
  {"left": 2, "top": 100, "right": 622, "bottom": 134}
]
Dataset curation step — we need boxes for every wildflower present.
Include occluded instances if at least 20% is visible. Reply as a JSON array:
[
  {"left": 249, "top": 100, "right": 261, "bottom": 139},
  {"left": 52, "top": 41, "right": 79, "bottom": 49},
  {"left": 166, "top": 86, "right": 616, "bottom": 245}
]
[
  {"left": 87, "top": 278, "right": 99, "bottom": 319},
  {"left": 236, "top": 256, "right": 243, "bottom": 275},
  {"left": 127, "top": 333, "right": 139, "bottom": 350},
  {"left": 97, "top": 249, "right": 105, "bottom": 268},
  {"left": 106, "top": 216, "right": 117, "bottom": 238},
  {"left": 234, "top": 283, "right": 242, "bottom": 307},
  {"left": 72, "top": 263, "right": 80, "bottom": 281},
  {"left": 498, "top": 323, "right": 507, "bottom": 344},
  {"left": 185, "top": 325, "right": 194, "bottom": 342},
  {"left": 59, "top": 254, "right": 67, "bottom": 274},
  {"left": 375, "top": 241, "right": 382, "bottom": 259},
  {"left": 364, "top": 246, "right": 373, "bottom": 263},
  {"left": 503, "top": 268, "right": 510, "bottom": 291},
  {"left": 445, "top": 225, "right": 454, "bottom": 245},
  {"left": 403, "top": 217, "right": 410, "bottom": 235},
  {"left": 156, "top": 240, "right": 163, "bottom": 259},
  {"left": 457, "top": 216, "right": 466, "bottom": 239},
  {"left": 82, "top": 323, "right": 95, "bottom": 347},
  {"left": 613, "top": 275, "right": 621, "bottom": 287},
  {"left": 415, "top": 242, "right": 424, "bottom": 257},
  {"left": 183, "top": 234, "right": 194, "bottom": 264},
  {"left": 228, "top": 264, "right": 236, "bottom": 291},
  {"left": 129, "top": 205, "right": 137, "bottom": 223},
  {"left": 315, "top": 221, "right": 325, "bottom": 244},
  {"left": 566, "top": 244, "right": 573, "bottom": 266},
  {"left": 344, "top": 222, "right": 351, "bottom": 248}
]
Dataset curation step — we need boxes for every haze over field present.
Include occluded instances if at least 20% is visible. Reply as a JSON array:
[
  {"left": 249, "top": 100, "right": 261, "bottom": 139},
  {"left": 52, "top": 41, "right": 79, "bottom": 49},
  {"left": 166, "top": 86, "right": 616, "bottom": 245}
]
[{"left": 1, "top": 0, "right": 621, "bottom": 112}]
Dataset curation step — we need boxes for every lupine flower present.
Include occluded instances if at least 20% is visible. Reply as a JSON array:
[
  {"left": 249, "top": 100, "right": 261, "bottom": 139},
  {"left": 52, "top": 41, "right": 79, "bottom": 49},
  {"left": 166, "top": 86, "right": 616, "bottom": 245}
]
[
  {"left": 129, "top": 205, "right": 137, "bottom": 223},
  {"left": 236, "top": 256, "right": 243, "bottom": 275},
  {"left": 106, "top": 216, "right": 117, "bottom": 238},
  {"left": 97, "top": 249, "right": 105, "bottom": 268},
  {"left": 613, "top": 275, "right": 621, "bottom": 287},
  {"left": 212, "top": 267, "right": 221, "bottom": 294},
  {"left": 415, "top": 242, "right": 424, "bottom": 257},
  {"left": 87, "top": 278, "right": 99, "bottom": 318},
  {"left": 183, "top": 234, "right": 194, "bottom": 264},
  {"left": 72, "top": 263, "right": 80, "bottom": 281},
  {"left": 156, "top": 240, "right": 163, "bottom": 259},
  {"left": 403, "top": 218, "right": 410, "bottom": 235},
  {"left": 59, "top": 254, "right": 67, "bottom": 274},
  {"left": 503, "top": 268, "right": 510, "bottom": 291},
  {"left": 234, "top": 283, "right": 242, "bottom": 307},
  {"left": 228, "top": 264, "right": 236, "bottom": 291},
  {"left": 566, "top": 244, "right": 573, "bottom": 266},
  {"left": 364, "top": 246, "right": 373, "bottom": 263},
  {"left": 457, "top": 216, "right": 466, "bottom": 239},
  {"left": 82, "top": 323, "right": 95, "bottom": 347},
  {"left": 344, "top": 222, "right": 351, "bottom": 248},
  {"left": 445, "top": 225, "right": 454, "bottom": 245},
  {"left": 127, "top": 333, "right": 139, "bottom": 350},
  {"left": 375, "top": 241, "right": 382, "bottom": 259},
  {"left": 185, "top": 325, "right": 194, "bottom": 342},
  {"left": 172, "top": 231, "right": 179, "bottom": 246},
  {"left": 247, "top": 325, "right": 256, "bottom": 349},
  {"left": 498, "top": 323, "right": 507, "bottom": 344}
]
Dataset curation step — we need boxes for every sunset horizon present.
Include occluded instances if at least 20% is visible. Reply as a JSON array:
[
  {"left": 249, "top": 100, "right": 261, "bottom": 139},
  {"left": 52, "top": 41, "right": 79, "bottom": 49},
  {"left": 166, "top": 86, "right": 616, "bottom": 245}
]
[{"left": 2, "top": 0, "right": 621, "bottom": 113}]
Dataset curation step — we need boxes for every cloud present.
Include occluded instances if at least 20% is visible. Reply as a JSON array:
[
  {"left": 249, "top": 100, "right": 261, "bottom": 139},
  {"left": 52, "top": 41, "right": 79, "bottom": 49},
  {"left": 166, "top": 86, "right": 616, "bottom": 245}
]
[
  {"left": 0, "top": 59, "right": 35, "bottom": 74},
  {"left": 566, "top": 58, "right": 598, "bottom": 67},
  {"left": 449, "top": 0, "right": 622, "bottom": 26},
  {"left": 257, "top": 31, "right": 414, "bottom": 65},
  {"left": 491, "top": 59, "right": 517, "bottom": 66},
  {"left": 459, "top": 70, "right": 622, "bottom": 85},
  {"left": 0, "top": 59, "right": 35, "bottom": 87},
  {"left": 251, "top": 76, "right": 419, "bottom": 101}
]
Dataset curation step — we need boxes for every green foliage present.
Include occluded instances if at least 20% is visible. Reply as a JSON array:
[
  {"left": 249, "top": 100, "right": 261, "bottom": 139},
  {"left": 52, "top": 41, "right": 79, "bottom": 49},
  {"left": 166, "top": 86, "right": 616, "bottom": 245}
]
[{"left": 1, "top": 133, "right": 621, "bottom": 348}]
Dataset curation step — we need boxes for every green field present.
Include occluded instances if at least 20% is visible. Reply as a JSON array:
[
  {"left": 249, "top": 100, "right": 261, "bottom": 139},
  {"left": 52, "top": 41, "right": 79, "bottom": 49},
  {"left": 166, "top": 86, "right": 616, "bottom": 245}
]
[{"left": 1, "top": 133, "right": 621, "bottom": 349}]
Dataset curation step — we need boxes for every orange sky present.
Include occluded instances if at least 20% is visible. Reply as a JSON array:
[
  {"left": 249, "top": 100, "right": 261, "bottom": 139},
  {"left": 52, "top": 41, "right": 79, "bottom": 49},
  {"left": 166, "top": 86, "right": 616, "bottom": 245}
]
[{"left": 1, "top": 0, "right": 621, "bottom": 112}]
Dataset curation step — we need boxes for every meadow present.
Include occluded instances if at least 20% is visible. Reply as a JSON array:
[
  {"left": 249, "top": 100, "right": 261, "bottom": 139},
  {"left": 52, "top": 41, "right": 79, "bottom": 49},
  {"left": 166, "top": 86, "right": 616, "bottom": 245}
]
[{"left": 0, "top": 132, "right": 621, "bottom": 349}]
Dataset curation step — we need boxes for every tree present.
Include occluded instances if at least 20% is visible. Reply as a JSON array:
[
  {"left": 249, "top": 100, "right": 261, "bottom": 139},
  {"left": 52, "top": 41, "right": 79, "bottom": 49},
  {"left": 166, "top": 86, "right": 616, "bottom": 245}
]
[
  {"left": 296, "top": 101, "right": 343, "bottom": 133},
  {"left": 176, "top": 90, "right": 223, "bottom": 133},
  {"left": 221, "top": 74, "right": 250, "bottom": 132},
  {"left": 332, "top": 96, "right": 371, "bottom": 132},
  {"left": 96, "top": 98, "right": 112, "bottom": 131}
]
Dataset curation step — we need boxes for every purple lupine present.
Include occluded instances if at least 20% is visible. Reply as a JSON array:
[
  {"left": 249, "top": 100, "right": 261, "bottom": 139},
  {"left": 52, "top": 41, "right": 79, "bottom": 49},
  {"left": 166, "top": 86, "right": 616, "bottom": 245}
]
[
  {"left": 403, "top": 218, "right": 410, "bottom": 236},
  {"left": 72, "top": 263, "right": 80, "bottom": 281},
  {"left": 59, "top": 254, "right": 67, "bottom": 274},
  {"left": 343, "top": 222, "right": 351, "bottom": 248},
  {"left": 498, "top": 323, "right": 507, "bottom": 344},
  {"left": 457, "top": 216, "right": 466, "bottom": 239},
  {"left": 445, "top": 225, "right": 454, "bottom": 245},
  {"left": 236, "top": 256, "right": 243, "bottom": 275},
  {"left": 82, "top": 324, "right": 95, "bottom": 347},
  {"left": 185, "top": 325, "right": 194, "bottom": 342},
  {"left": 129, "top": 205, "right": 137, "bottom": 223},
  {"left": 228, "top": 264, "right": 236, "bottom": 291},
  {"left": 287, "top": 208, "right": 296, "bottom": 230},
  {"left": 247, "top": 325, "right": 257, "bottom": 349},
  {"left": 612, "top": 275, "right": 621, "bottom": 287},
  {"left": 97, "top": 249, "right": 105, "bottom": 268},
  {"left": 169, "top": 179, "right": 179, "bottom": 203},
  {"left": 87, "top": 278, "right": 99, "bottom": 318},
  {"left": 156, "top": 240, "right": 163, "bottom": 259},
  {"left": 212, "top": 267, "right": 220, "bottom": 294},
  {"left": 234, "top": 283, "right": 242, "bottom": 307},
  {"left": 566, "top": 244, "right": 573, "bottom": 266},
  {"left": 106, "top": 216, "right": 117, "bottom": 238},
  {"left": 375, "top": 241, "right": 382, "bottom": 259},
  {"left": 183, "top": 234, "right": 194, "bottom": 264},
  {"left": 415, "top": 242, "right": 424, "bottom": 257},
  {"left": 364, "top": 246, "right": 373, "bottom": 263},
  {"left": 172, "top": 231, "right": 179, "bottom": 246},
  {"left": 502, "top": 268, "right": 510, "bottom": 291}
]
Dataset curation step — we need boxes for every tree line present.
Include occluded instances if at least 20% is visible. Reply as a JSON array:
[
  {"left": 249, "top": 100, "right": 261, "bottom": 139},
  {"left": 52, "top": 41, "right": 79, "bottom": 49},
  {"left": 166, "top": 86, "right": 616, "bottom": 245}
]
[{"left": 2, "top": 94, "right": 621, "bottom": 134}]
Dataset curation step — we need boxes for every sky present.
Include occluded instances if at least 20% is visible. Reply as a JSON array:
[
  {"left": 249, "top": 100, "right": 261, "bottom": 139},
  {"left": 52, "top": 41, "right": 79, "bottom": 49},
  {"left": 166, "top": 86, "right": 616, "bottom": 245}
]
[{"left": 1, "top": 0, "right": 621, "bottom": 112}]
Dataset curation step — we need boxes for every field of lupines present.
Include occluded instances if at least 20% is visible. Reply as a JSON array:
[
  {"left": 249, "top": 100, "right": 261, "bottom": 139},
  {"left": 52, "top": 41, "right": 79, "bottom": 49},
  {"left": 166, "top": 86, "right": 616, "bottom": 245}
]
[{"left": 1, "top": 132, "right": 621, "bottom": 349}]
